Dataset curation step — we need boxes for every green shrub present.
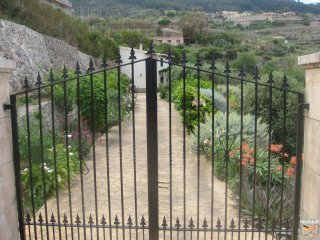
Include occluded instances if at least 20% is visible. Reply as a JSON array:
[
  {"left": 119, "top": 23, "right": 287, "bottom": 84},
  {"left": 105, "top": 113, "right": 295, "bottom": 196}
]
[
  {"left": 78, "top": 71, "right": 130, "bottom": 132},
  {"left": 172, "top": 78, "right": 212, "bottom": 134}
]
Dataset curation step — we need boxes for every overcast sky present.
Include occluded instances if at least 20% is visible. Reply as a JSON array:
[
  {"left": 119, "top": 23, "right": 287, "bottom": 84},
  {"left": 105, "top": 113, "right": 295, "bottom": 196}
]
[{"left": 300, "top": 0, "right": 319, "bottom": 3}]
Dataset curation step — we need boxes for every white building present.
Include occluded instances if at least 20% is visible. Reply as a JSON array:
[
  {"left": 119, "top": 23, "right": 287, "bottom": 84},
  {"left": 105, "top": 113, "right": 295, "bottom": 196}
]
[{"left": 120, "top": 46, "right": 169, "bottom": 92}]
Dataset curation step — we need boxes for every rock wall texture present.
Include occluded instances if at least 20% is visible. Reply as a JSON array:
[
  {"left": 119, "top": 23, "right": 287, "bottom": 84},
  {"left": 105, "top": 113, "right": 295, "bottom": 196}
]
[{"left": 0, "top": 19, "right": 93, "bottom": 93}]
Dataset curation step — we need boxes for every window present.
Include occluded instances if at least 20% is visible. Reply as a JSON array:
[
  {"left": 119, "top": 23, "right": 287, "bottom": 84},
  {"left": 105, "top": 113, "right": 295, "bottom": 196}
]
[
  {"left": 158, "top": 40, "right": 163, "bottom": 44},
  {"left": 177, "top": 40, "right": 181, "bottom": 44},
  {"left": 167, "top": 40, "right": 172, "bottom": 44}
]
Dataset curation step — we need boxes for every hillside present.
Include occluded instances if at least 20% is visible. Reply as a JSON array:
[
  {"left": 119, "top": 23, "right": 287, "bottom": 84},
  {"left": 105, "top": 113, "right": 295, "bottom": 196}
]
[{"left": 71, "top": 0, "right": 320, "bottom": 18}]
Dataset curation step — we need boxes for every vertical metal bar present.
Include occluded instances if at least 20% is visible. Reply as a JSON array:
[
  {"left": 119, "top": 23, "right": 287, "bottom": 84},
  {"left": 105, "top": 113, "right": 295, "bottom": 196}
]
[
  {"left": 238, "top": 68, "right": 244, "bottom": 240},
  {"left": 63, "top": 72, "right": 74, "bottom": 240},
  {"left": 10, "top": 94, "right": 26, "bottom": 240},
  {"left": 182, "top": 61, "right": 187, "bottom": 240},
  {"left": 117, "top": 63, "right": 125, "bottom": 240},
  {"left": 196, "top": 60, "right": 201, "bottom": 240},
  {"left": 37, "top": 80, "right": 50, "bottom": 240},
  {"left": 168, "top": 61, "right": 173, "bottom": 240},
  {"left": 224, "top": 63, "right": 230, "bottom": 240},
  {"left": 265, "top": 73, "right": 273, "bottom": 240},
  {"left": 102, "top": 63, "right": 112, "bottom": 240},
  {"left": 50, "top": 73, "right": 62, "bottom": 239},
  {"left": 252, "top": 74, "right": 259, "bottom": 240},
  {"left": 279, "top": 82, "right": 288, "bottom": 234},
  {"left": 24, "top": 88, "right": 38, "bottom": 240},
  {"left": 130, "top": 56, "right": 139, "bottom": 240},
  {"left": 292, "top": 93, "right": 306, "bottom": 240},
  {"left": 76, "top": 68, "right": 87, "bottom": 240},
  {"left": 146, "top": 57, "right": 159, "bottom": 240},
  {"left": 210, "top": 61, "right": 216, "bottom": 240},
  {"left": 89, "top": 67, "right": 99, "bottom": 239}
]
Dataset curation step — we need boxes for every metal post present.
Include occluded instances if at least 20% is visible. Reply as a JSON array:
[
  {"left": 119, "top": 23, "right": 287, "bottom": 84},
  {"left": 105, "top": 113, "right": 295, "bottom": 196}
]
[
  {"left": 146, "top": 57, "right": 159, "bottom": 240},
  {"left": 292, "top": 93, "right": 308, "bottom": 240},
  {"left": 10, "top": 95, "right": 26, "bottom": 240}
]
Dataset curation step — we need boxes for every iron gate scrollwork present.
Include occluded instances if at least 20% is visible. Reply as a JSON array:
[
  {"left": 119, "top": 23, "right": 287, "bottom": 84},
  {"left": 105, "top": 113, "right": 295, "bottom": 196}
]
[{"left": 10, "top": 44, "right": 304, "bottom": 240}]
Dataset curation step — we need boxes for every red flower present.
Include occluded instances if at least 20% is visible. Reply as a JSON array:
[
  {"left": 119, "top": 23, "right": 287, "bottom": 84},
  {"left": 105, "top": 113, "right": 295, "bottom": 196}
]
[
  {"left": 249, "top": 158, "right": 255, "bottom": 164},
  {"left": 290, "top": 156, "right": 297, "bottom": 166},
  {"left": 242, "top": 143, "right": 249, "bottom": 151},
  {"left": 270, "top": 144, "right": 283, "bottom": 153},
  {"left": 286, "top": 167, "right": 295, "bottom": 176},
  {"left": 241, "top": 159, "right": 247, "bottom": 166},
  {"left": 277, "top": 165, "right": 283, "bottom": 171}
]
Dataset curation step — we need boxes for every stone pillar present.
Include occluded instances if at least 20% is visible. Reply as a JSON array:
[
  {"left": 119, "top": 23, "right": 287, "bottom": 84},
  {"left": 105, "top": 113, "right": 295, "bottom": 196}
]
[
  {"left": 298, "top": 53, "right": 320, "bottom": 222},
  {"left": 0, "top": 56, "right": 19, "bottom": 240}
]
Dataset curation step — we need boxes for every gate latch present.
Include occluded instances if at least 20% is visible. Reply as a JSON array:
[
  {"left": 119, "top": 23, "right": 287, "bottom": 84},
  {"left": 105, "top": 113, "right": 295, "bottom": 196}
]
[{"left": 3, "top": 104, "right": 13, "bottom": 110}]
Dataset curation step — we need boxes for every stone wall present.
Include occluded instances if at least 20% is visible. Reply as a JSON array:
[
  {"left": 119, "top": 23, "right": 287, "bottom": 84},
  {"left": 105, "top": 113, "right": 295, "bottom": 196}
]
[
  {"left": 298, "top": 53, "right": 320, "bottom": 225},
  {"left": 0, "top": 19, "right": 92, "bottom": 93}
]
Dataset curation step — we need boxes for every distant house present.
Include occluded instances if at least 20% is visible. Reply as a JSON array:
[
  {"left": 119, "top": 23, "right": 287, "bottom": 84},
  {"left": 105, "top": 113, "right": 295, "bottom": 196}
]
[
  {"left": 154, "top": 28, "right": 184, "bottom": 46},
  {"left": 45, "top": 0, "right": 73, "bottom": 14},
  {"left": 120, "top": 45, "right": 169, "bottom": 92}
]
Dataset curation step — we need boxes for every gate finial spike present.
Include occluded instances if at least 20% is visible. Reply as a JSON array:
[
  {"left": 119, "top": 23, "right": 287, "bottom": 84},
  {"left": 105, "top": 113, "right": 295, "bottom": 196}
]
[
  {"left": 202, "top": 218, "right": 208, "bottom": 229},
  {"left": 253, "top": 65, "right": 260, "bottom": 81},
  {"left": 162, "top": 216, "right": 168, "bottom": 228},
  {"left": 239, "top": 65, "right": 246, "bottom": 78},
  {"left": 115, "top": 53, "right": 123, "bottom": 65},
  {"left": 129, "top": 48, "right": 137, "bottom": 62},
  {"left": 189, "top": 217, "right": 195, "bottom": 229},
  {"left": 36, "top": 72, "right": 42, "bottom": 87},
  {"left": 23, "top": 77, "right": 30, "bottom": 90},
  {"left": 224, "top": 60, "right": 231, "bottom": 74},
  {"left": 127, "top": 215, "right": 133, "bottom": 227},
  {"left": 281, "top": 74, "right": 289, "bottom": 90},
  {"left": 26, "top": 212, "right": 31, "bottom": 223},
  {"left": 195, "top": 53, "right": 202, "bottom": 68},
  {"left": 230, "top": 218, "right": 236, "bottom": 229},
  {"left": 243, "top": 218, "right": 249, "bottom": 229},
  {"left": 62, "top": 65, "right": 68, "bottom": 79},
  {"left": 210, "top": 55, "right": 217, "bottom": 71},
  {"left": 38, "top": 212, "right": 44, "bottom": 223},
  {"left": 88, "top": 58, "right": 95, "bottom": 72},
  {"left": 216, "top": 218, "right": 222, "bottom": 229},
  {"left": 63, "top": 213, "right": 68, "bottom": 224},
  {"left": 181, "top": 48, "right": 188, "bottom": 66},
  {"left": 114, "top": 215, "right": 120, "bottom": 226},
  {"left": 75, "top": 61, "right": 81, "bottom": 75},
  {"left": 88, "top": 214, "right": 94, "bottom": 225},
  {"left": 140, "top": 215, "right": 146, "bottom": 227},
  {"left": 166, "top": 47, "right": 173, "bottom": 63},
  {"left": 49, "top": 69, "right": 55, "bottom": 83},
  {"left": 50, "top": 213, "right": 56, "bottom": 224},
  {"left": 147, "top": 42, "right": 155, "bottom": 57},
  {"left": 76, "top": 214, "right": 81, "bottom": 225},
  {"left": 101, "top": 215, "right": 106, "bottom": 226},
  {"left": 267, "top": 71, "right": 274, "bottom": 85},
  {"left": 175, "top": 217, "right": 181, "bottom": 229},
  {"left": 101, "top": 55, "right": 108, "bottom": 69}
]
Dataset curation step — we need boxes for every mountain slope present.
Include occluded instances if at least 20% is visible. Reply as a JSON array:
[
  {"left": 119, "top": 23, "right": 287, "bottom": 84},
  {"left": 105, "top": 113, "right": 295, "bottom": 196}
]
[{"left": 71, "top": 0, "right": 320, "bottom": 18}]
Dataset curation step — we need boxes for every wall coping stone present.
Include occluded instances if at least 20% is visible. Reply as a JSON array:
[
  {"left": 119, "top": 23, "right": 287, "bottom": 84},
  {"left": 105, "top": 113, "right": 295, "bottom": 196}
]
[
  {"left": 0, "top": 56, "right": 16, "bottom": 74},
  {"left": 298, "top": 52, "right": 320, "bottom": 69}
]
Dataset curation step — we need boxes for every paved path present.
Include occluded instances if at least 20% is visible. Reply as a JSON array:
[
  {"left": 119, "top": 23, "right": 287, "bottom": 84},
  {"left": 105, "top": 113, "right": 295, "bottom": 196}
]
[{"left": 34, "top": 93, "right": 262, "bottom": 240}]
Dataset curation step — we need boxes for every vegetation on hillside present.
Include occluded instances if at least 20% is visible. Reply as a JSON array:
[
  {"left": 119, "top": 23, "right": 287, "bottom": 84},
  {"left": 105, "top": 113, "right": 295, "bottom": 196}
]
[{"left": 70, "top": 0, "right": 320, "bottom": 18}]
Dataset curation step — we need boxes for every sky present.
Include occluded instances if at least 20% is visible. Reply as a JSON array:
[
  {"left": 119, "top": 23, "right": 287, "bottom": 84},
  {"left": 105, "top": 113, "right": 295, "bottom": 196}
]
[{"left": 300, "top": 0, "right": 319, "bottom": 3}]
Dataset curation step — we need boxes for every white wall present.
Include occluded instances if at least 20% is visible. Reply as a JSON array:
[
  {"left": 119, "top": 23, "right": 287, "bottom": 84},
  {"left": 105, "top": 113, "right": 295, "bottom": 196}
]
[{"left": 120, "top": 47, "right": 169, "bottom": 91}]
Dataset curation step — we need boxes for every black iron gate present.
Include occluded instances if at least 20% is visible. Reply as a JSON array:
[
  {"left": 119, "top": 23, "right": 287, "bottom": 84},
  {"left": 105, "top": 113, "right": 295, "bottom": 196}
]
[{"left": 10, "top": 45, "right": 305, "bottom": 240}]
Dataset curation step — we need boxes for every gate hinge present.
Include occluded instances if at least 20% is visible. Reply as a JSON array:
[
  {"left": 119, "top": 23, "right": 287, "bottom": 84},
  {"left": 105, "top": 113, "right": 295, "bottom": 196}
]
[
  {"left": 299, "top": 103, "right": 309, "bottom": 110},
  {"left": 3, "top": 104, "right": 13, "bottom": 110}
]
